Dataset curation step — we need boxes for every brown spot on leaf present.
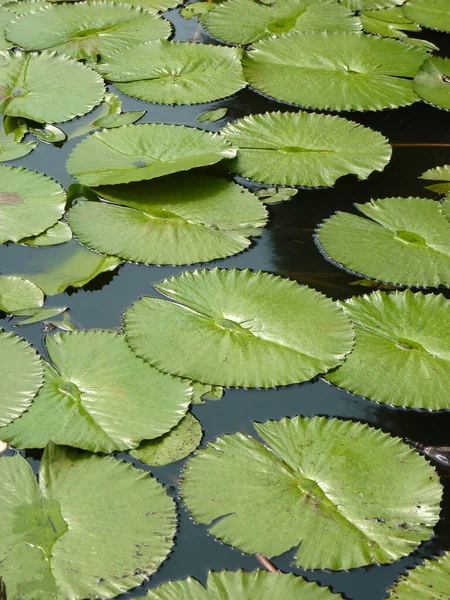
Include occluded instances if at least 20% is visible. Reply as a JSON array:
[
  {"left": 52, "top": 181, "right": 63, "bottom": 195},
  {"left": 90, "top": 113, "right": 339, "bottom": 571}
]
[{"left": 0, "top": 192, "right": 22, "bottom": 205}]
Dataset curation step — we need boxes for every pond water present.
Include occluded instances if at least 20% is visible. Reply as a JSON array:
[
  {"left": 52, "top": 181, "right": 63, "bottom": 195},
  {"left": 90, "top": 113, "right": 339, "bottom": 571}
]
[{"left": 0, "top": 8, "right": 450, "bottom": 600}]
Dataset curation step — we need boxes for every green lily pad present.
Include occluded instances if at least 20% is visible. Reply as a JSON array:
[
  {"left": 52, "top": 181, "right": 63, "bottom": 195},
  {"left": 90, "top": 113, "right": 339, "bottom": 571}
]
[
  {"left": 0, "top": 139, "right": 36, "bottom": 161},
  {"left": 0, "top": 165, "right": 66, "bottom": 244},
  {"left": 0, "top": 7, "right": 13, "bottom": 50},
  {"left": 179, "top": 1, "right": 217, "bottom": 20},
  {"left": 221, "top": 111, "right": 391, "bottom": 187},
  {"left": 67, "top": 174, "right": 267, "bottom": 265},
  {"left": 182, "top": 415, "right": 442, "bottom": 570},
  {"left": 130, "top": 412, "right": 202, "bottom": 466},
  {"left": 144, "top": 570, "right": 341, "bottom": 599},
  {"left": 341, "top": 0, "right": 406, "bottom": 8},
  {"left": 0, "top": 115, "right": 28, "bottom": 142},
  {"left": 0, "top": 50, "right": 105, "bottom": 123},
  {"left": 197, "top": 107, "right": 228, "bottom": 123},
  {"left": 0, "top": 275, "right": 43, "bottom": 312},
  {"left": 99, "top": 41, "right": 245, "bottom": 105},
  {"left": 28, "top": 123, "right": 66, "bottom": 144},
  {"left": 2, "top": 0, "right": 48, "bottom": 13},
  {"left": 325, "top": 290, "right": 450, "bottom": 410},
  {"left": 388, "top": 552, "right": 450, "bottom": 599},
  {"left": 413, "top": 56, "right": 450, "bottom": 109},
  {"left": 124, "top": 268, "right": 354, "bottom": 388},
  {"left": 203, "top": 0, "right": 361, "bottom": 46},
  {"left": 0, "top": 443, "right": 176, "bottom": 598},
  {"left": 0, "top": 329, "right": 43, "bottom": 426},
  {"left": 191, "top": 381, "right": 223, "bottom": 404},
  {"left": 420, "top": 164, "right": 450, "bottom": 194},
  {"left": 67, "top": 123, "right": 236, "bottom": 186},
  {"left": 20, "top": 221, "right": 72, "bottom": 246},
  {"left": 12, "top": 306, "right": 67, "bottom": 326},
  {"left": 6, "top": 2, "right": 171, "bottom": 62},
  {"left": 0, "top": 330, "right": 191, "bottom": 452},
  {"left": 48, "top": 0, "right": 182, "bottom": 12},
  {"left": 255, "top": 187, "right": 298, "bottom": 203},
  {"left": 14, "top": 240, "right": 122, "bottom": 295},
  {"left": 243, "top": 32, "right": 427, "bottom": 111},
  {"left": 402, "top": 0, "right": 450, "bottom": 32},
  {"left": 316, "top": 196, "right": 450, "bottom": 287}
]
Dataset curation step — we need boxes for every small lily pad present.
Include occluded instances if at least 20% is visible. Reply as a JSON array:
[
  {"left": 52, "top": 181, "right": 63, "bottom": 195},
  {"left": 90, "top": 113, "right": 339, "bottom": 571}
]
[
  {"left": 12, "top": 306, "right": 67, "bottom": 326},
  {"left": 413, "top": 56, "right": 450, "bottom": 109},
  {"left": 191, "top": 381, "right": 223, "bottom": 404},
  {"left": 28, "top": 123, "right": 66, "bottom": 144},
  {"left": 19, "top": 221, "right": 72, "bottom": 246},
  {"left": 420, "top": 164, "right": 450, "bottom": 194},
  {"left": 124, "top": 268, "right": 354, "bottom": 388},
  {"left": 182, "top": 416, "right": 442, "bottom": 570},
  {"left": 325, "top": 290, "right": 450, "bottom": 410},
  {"left": 255, "top": 187, "right": 298, "bottom": 203},
  {"left": 0, "top": 443, "right": 177, "bottom": 598},
  {"left": 0, "top": 139, "right": 36, "bottom": 161},
  {"left": 388, "top": 552, "right": 450, "bottom": 598},
  {"left": 316, "top": 196, "right": 450, "bottom": 287},
  {"left": 130, "top": 413, "right": 202, "bottom": 466},
  {"left": 197, "top": 107, "right": 228, "bottom": 123},
  {"left": 67, "top": 123, "right": 236, "bottom": 186},
  {"left": 99, "top": 41, "right": 246, "bottom": 105},
  {"left": 222, "top": 110, "right": 391, "bottom": 187},
  {"left": 0, "top": 165, "right": 66, "bottom": 244},
  {"left": 0, "top": 275, "right": 43, "bottom": 312},
  {"left": 402, "top": 0, "right": 450, "bottom": 33},
  {"left": 67, "top": 174, "right": 268, "bottom": 265}
]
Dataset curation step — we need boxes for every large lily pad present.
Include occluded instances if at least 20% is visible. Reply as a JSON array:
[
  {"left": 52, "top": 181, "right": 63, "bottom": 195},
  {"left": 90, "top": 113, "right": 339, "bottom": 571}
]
[
  {"left": 413, "top": 57, "right": 450, "bottom": 109},
  {"left": 0, "top": 275, "right": 43, "bottom": 312},
  {"left": 0, "top": 330, "right": 191, "bottom": 453},
  {"left": 402, "top": 0, "right": 450, "bottom": 32},
  {"left": 242, "top": 32, "right": 427, "bottom": 111},
  {"left": 325, "top": 290, "right": 450, "bottom": 410},
  {"left": 388, "top": 552, "right": 450, "bottom": 599},
  {"left": 0, "top": 50, "right": 105, "bottom": 123},
  {"left": 0, "top": 165, "right": 66, "bottom": 244},
  {"left": 6, "top": 2, "right": 171, "bottom": 62},
  {"left": 182, "top": 416, "right": 442, "bottom": 570},
  {"left": 420, "top": 164, "right": 450, "bottom": 194},
  {"left": 124, "top": 268, "right": 354, "bottom": 388},
  {"left": 203, "top": 0, "right": 361, "bottom": 46},
  {"left": 49, "top": 0, "right": 182, "bottom": 12},
  {"left": 221, "top": 110, "right": 391, "bottom": 187},
  {"left": 0, "top": 443, "right": 177, "bottom": 599},
  {"left": 0, "top": 329, "right": 43, "bottom": 426},
  {"left": 67, "top": 174, "right": 267, "bottom": 265},
  {"left": 316, "top": 196, "right": 450, "bottom": 287},
  {"left": 99, "top": 41, "right": 245, "bottom": 105},
  {"left": 67, "top": 123, "right": 235, "bottom": 186},
  {"left": 144, "top": 570, "right": 340, "bottom": 599},
  {"left": 341, "top": 0, "right": 406, "bottom": 8}
]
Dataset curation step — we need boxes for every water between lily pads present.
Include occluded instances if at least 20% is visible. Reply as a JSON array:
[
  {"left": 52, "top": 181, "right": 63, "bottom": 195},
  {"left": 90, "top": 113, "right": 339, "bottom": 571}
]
[{"left": 1, "top": 15, "right": 450, "bottom": 600}]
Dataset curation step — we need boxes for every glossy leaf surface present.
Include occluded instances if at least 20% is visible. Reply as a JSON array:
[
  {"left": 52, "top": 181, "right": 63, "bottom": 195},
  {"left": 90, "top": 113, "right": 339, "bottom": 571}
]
[
  {"left": 403, "top": 0, "right": 450, "bottom": 32},
  {"left": 0, "top": 275, "right": 43, "bottom": 312},
  {"left": 388, "top": 552, "right": 450, "bottom": 599},
  {"left": 413, "top": 56, "right": 450, "bottom": 109}
]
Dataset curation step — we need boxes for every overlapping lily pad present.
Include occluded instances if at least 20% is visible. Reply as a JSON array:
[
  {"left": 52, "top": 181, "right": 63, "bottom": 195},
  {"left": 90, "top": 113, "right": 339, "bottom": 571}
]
[
  {"left": 124, "top": 268, "right": 354, "bottom": 388},
  {"left": 6, "top": 2, "right": 171, "bottom": 61},
  {"left": 242, "top": 32, "right": 427, "bottom": 111},
  {"left": 67, "top": 123, "right": 236, "bottom": 186},
  {"left": 0, "top": 443, "right": 177, "bottom": 598},
  {"left": 0, "top": 165, "right": 66, "bottom": 244},
  {"left": 182, "top": 416, "right": 442, "bottom": 570},
  {"left": 402, "top": 0, "right": 450, "bottom": 32},
  {"left": 203, "top": 0, "right": 361, "bottom": 46},
  {"left": 0, "top": 276, "right": 43, "bottom": 312},
  {"left": 420, "top": 164, "right": 450, "bottom": 194},
  {"left": 0, "top": 50, "right": 105, "bottom": 123},
  {"left": 325, "top": 290, "right": 450, "bottom": 410},
  {"left": 413, "top": 56, "right": 450, "bottom": 109},
  {"left": 99, "top": 41, "right": 245, "bottom": 105},
  {"left": 144, "top": 570, "right": 340, "bottom": 599},
  {"left": 0, "top": 139, "right": 36, "bottom": 161},
  {"left": 0, "top": 330, "right": 191, "bottom": 453},
  {"left": 67, "top": 174, "right": 268, "bottom": 265},
  {"left": 388, "top": 552, "right": 450, "bottom": 598},
  {"left": 20, "top": 221, "right": 72, "bottom": 246},
  {"left": 0, "top": 329, "right": 43, "bottom": 426},
  {"left": 221, "top": 111, "right": 391, "bottom": 186},
  {"left": 316, "top": 196, "right": 450, "bottom": 287}
]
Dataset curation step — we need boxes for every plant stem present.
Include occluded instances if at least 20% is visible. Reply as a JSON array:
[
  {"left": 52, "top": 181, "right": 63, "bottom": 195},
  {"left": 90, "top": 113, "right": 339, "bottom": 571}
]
[{"left": 255, "top": 553, "right": 277, "bottom": 572}]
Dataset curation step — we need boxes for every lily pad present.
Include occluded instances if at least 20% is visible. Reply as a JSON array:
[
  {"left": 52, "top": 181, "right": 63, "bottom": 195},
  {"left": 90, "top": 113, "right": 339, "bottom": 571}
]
[
  {"left": 99, "top": 41, "right": 245, "bottom": 105},
  {"left": 0, "top": 275, "right": 43, "bottom": 312},
  {"left": 242, "top": 32, "right": 427, "bottom": 111},
  {"left": 67, "top": 174, "right": 267, "bottom": 265},
  {"left": 0, "top": 443, "right": 177, "bottom": 598},
  {"left": 6, "top": 2, "right": 171, "bottom": 62},
  {"left": 2, "top": 0, "right": 49, "bottom": 14},
  {"left": 0, "top": 330, "right": 191, "bottom": 452},
  {"left": 12, "top": 306, "right": 67, "bottom": 326},
  {"left": 0, "top": 329, "right": 43, "bottom": 426},
  {"left": 413, "top": 56, "right": 450, "bottom": 109},
  {"left": 0, "top": 8, "right": 13, "bottom": 50},
  {"left": 51, "top": 0, "right": 183, "bottom": 13},
  {"left": 315, "top": 196, "right": 450, "bottom": 287},
  {"left": 402, "top": 0, "right": 450, "bottom": 32},
  {"left": 14, "top": 240, "right": 122, "bottom": 295},
  {"left": 67, "top": 123, "right": 236, "bottom": 186},
  {"left": 0, "top": 165, "right": 66, "bottom": 244},
  {"left": 0, "top": 50, "right": 105, "bottom": 123},
  {"left": 420, "top": 164, "right": 450, "bottom": 194},
  {"left": 130, "top": 413, "right": 202, "bottom": 466},
  {"left": 20, "top": 221, "right": 72, "bottom": 246},
  {"left": 191, "top": 381, "right": 223, "bottom": 404},
  {"left": 341, "top": 0, "right": 406, "bottom": 8},
  {"left": 388, "top": 552, "right": 450, "bottom": 598},
  {"left": 182, "top": 415, "right": 442, "bottom": 570},
  {"left": 197, "top": 107, "right": 228, "bottom": 123},
  {"left": 124, "top": 268, "right": 354, "bottom": 388},
  {"left": 28, "top": 123, "right": 66, "bottom": 144},
  {"left": 221, "top": 111, "right": 391, "bottom": 187},
  {"left": 0, "top": 139, "right": 36, "bottom": 161},
  {"left": 255, "top": 187, "right": 298, "bottom": 203},
  {"left": 144, "top": 570, "right": 341, "bottom": 599},
  {"left": 0, "top": 115, "right": 28, "bottom": 141},
  {"left": 325, "top": 290, "right": 450, "bottom": 410},
  {"left": 203, "top": 0, "right": 361, "bottom": 46}
]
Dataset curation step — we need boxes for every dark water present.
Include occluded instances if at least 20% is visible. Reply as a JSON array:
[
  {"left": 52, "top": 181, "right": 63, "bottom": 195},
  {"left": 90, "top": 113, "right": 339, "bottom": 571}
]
[{"left": 1, "top": 13, "right": 450, "bottom": 600}]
